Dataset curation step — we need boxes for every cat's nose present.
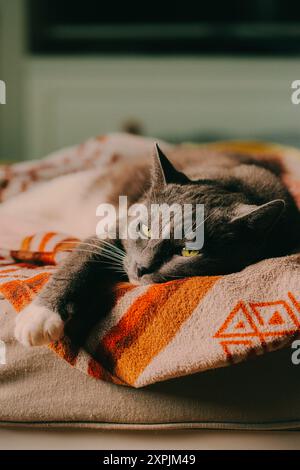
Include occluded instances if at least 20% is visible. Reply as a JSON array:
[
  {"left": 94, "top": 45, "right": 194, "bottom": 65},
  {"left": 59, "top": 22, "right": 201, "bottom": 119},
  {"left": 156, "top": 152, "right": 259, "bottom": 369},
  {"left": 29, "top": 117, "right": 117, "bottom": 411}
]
[{"left": 136, "top": 263, "right": 151, "bottom": 278}]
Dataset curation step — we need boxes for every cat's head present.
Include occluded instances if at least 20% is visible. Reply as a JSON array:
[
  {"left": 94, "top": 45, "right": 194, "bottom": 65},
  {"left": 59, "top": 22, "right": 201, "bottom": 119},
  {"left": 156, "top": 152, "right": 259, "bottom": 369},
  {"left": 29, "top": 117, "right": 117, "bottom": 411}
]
[{"left": 123, "top": 144, "right": 285, "bottom": 284}]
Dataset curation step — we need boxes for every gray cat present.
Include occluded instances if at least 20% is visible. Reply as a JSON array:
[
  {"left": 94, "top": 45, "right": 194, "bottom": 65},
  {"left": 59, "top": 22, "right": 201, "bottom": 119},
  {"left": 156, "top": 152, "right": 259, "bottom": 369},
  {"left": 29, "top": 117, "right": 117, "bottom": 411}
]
[{"left": 14, "top": 145, "right": 300, "bottom": 347}]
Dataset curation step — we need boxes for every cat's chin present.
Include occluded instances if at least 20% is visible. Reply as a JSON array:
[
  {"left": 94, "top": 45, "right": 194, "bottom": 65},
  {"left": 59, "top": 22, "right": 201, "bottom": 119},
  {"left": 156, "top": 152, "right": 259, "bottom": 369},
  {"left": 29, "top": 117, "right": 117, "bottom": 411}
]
[{"left": 128, "top": 274, "right": 168, "bottom": 286}]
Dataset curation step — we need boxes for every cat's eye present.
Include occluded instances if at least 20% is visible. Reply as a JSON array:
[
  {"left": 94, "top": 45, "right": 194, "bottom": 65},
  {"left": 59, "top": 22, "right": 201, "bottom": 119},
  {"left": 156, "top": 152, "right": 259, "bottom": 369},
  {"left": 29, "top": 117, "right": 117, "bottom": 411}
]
[
  {"left": 141, "top": 223, "right": 151, "bottom": 239},
  {"left": 181, "top": 248, "right": 200, "bottom": 257}
]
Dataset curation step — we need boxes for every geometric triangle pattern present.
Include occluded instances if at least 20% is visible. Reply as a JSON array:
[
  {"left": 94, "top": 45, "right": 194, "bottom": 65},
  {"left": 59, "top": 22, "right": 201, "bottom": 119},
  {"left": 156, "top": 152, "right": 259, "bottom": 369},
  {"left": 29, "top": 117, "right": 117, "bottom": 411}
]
[
  {"left": 214, "top": 301, "right": 258, "bottom": 338},
  {"left": 214, "top": 292, "right": 300, "bottom": 362},
  {"left": 249, "top": 299, "right": 299, "bottom": 336}
]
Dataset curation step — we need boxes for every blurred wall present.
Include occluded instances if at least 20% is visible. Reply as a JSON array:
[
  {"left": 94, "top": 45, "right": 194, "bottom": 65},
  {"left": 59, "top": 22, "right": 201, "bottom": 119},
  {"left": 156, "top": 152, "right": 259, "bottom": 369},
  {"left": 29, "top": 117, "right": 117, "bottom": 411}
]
[{"left": 23, "top": 56, "right": 300, "bottom": 159}]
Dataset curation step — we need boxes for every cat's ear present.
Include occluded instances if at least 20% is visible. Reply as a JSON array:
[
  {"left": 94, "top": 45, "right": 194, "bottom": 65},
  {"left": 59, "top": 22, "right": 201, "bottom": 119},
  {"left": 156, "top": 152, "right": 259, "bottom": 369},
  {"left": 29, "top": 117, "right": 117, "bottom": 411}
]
[
  {"left": 231, "top": 199, "right": 285, "bottom": 230},
  {"left": 152, "top": 143, "right": 190, "bottom": 188}
]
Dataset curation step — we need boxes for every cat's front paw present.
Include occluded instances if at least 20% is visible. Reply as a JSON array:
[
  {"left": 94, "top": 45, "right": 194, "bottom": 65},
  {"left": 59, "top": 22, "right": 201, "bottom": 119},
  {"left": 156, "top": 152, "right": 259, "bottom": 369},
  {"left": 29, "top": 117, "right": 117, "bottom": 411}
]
[{"left": 14, "top": 302, "right": 64, "bottom": 347}]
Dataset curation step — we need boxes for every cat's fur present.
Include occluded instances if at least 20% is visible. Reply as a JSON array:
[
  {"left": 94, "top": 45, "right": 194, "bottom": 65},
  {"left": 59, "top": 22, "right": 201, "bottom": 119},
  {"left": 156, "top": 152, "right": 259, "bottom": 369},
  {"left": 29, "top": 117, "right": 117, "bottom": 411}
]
[{"left": 12, "top": 144, "right": 300, "bottom": 347}]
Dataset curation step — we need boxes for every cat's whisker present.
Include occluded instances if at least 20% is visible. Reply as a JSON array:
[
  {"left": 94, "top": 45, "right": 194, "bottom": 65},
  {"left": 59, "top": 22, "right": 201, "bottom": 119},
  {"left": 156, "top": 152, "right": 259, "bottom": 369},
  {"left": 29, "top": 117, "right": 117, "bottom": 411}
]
[
  {"left": 78, "top": 259, "right": 125, "bottom": 271},
  {"left": 67, "top": 248, "right": 124, "bottom": 267},
  {"left": 99, "top": 239, "right": 126, "bottom": 255},
  {"left": 67, "top": 248, "right": 102, "bottom": 257},
  {"left": 90, "top": 238, "right": 126, "bottom": 254},
  {"left": 98, "top": 251, "right": 125, "bottom": 263},
  {"left": 98, "top": 249, "right": 123, "bottom": 259},
  {"left": 61, "top": 240, "right": 126, "bottom": 260},
  {"left": 87, "top": 261, "right": 125, "bottom": 271},
  {"left": 98, "top": 247, "right": 125, "bottom": 259},
  {"left": 66, "top": 243, "right": 126, "bottom": 263},
  {"left": 96, "top": 247, "right": 125, "bottom": 259}
]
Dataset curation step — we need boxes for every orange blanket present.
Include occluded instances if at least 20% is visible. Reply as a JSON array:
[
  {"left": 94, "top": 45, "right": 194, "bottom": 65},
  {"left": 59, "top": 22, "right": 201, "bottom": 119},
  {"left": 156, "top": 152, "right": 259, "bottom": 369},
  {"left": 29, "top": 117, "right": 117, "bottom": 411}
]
[{"left": 0, "top": 135, "right": 300, "bottom": 387}]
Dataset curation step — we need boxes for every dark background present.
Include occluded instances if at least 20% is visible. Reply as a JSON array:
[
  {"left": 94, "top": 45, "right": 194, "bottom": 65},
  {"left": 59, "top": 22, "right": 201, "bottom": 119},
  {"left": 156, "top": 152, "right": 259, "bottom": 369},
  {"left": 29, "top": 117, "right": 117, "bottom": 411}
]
[{"left": 28, "top": 0, "right": 300, "bottom": 55}]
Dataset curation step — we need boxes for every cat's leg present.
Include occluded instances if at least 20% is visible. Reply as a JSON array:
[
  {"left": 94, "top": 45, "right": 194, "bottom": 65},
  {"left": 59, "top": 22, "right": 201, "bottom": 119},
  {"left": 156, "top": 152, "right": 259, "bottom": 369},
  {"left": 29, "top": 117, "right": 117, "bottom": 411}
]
[{"left": 14, "top": 237, "right": 125, "bottom": 347}]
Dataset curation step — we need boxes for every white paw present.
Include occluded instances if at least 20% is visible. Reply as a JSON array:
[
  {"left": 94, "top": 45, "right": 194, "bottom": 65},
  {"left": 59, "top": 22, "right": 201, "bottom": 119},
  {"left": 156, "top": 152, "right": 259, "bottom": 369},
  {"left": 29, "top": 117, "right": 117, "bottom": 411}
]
[{"left": 14, "top": 302, "right": 64, "bottom": 347}]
